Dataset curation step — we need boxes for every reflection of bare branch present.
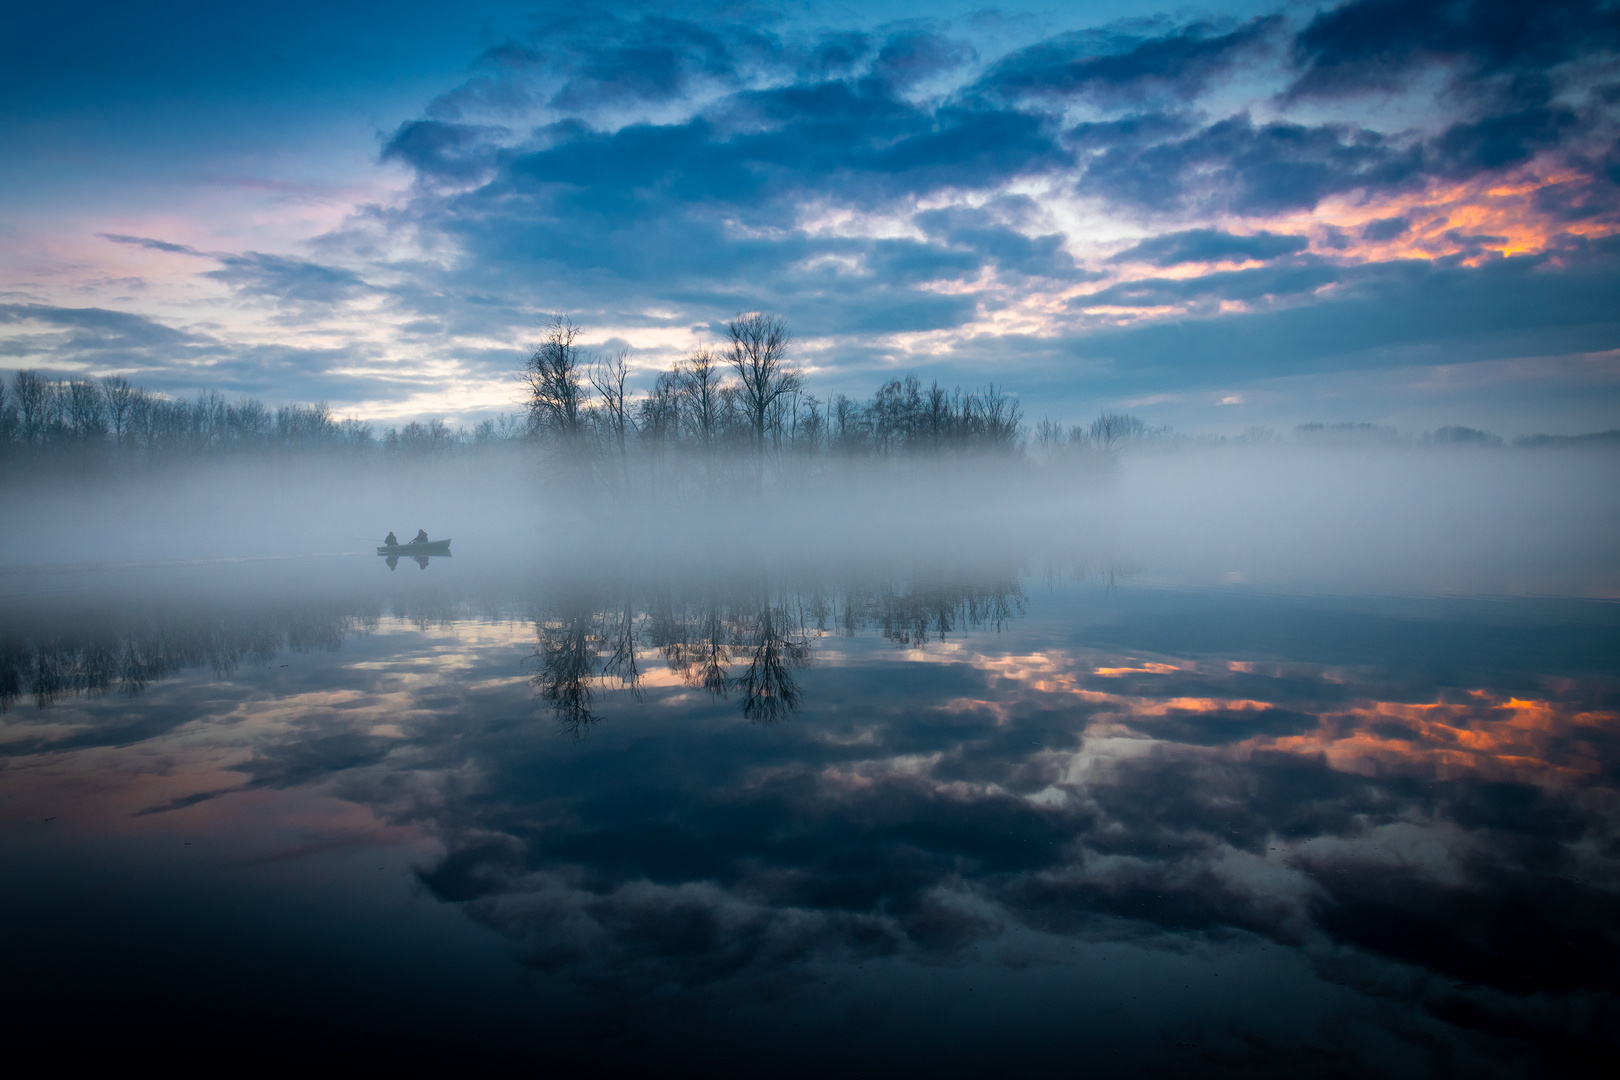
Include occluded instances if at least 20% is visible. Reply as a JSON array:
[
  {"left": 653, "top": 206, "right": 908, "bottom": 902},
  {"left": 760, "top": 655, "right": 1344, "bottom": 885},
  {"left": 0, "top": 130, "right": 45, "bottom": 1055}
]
[
  {"left": 695, "top": 605, "right": 730, "bottom": 698},
  {"left": 601, "top": 598, "right": 642, "bottom": 699},
  {"left": 737, "top": 607, "right": 809, "bottom": 723},
  {"left": 532, "top": 613, "right": 598, "bottom": 736},
  {"left": 0, "top": 607, "right": 358, "bottom": 712}
]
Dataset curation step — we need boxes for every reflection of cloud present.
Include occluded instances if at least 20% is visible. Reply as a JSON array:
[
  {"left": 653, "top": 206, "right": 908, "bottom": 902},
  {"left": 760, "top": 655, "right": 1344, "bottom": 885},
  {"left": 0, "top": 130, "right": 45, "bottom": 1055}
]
[{"left": 9, "top": 577, "right": 1618, "bottom": 1063}]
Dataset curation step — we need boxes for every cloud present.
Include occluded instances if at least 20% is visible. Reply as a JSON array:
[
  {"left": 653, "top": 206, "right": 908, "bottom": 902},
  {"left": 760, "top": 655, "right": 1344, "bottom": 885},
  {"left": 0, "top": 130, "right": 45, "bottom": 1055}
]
[
  {"left": 1288, "top": 0, "right": 1620, "bottom": 102},
  {"left": 1063, "top": 251, "right": 1620, "bottom": 391},
  {"left": 203, "top": 253, "right": 371, "bottom": 305},
  {"left": 1432, "top": 105, "right": 1580, "bottom": 174},
  {"left": 1110, "top": 228, "right": 1310, "bottom": 266},
  {"left": 0, "top": 303, "right": 217, "bottom": 379},
  {"left": 97, "top": 233, "right": 207, "bottom": 257},
  {"left": 914, "top": 202, "right": 1094, "bottom": 280},
  {"left": 982, "top": 16, "right": 1282, "bottom": 105},
  {"left": 381, "top": 120, "right": 507, "bottom": 182},
  {"left": 1360, "top": 216, "right": 1411, "bottom": 241},
  {"left": 1077, "top": 113, "right": 1426, "bottom": 214},
  {"left": 1077, "top": 260, "right": 1342, "bottom": 310}
]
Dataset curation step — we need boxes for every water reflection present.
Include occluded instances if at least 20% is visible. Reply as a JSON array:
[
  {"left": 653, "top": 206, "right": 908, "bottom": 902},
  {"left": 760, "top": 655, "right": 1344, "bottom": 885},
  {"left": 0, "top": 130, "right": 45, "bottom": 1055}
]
[
  {"left": 1, "top": 560, "right": 1616, "bottom": 1072},
  {"left": 530, "top": 573, "right": 1022, "bottom": 731},
  {"left": 0, "top": 601, "right": 364, "bottom": 709}
]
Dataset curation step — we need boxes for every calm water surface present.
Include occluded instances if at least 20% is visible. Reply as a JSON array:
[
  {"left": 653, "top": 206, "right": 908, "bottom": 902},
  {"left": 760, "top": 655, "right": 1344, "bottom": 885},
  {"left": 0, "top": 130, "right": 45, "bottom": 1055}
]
[{"left": 2, "top": 549, "right": 1616, "bottom": 1075}]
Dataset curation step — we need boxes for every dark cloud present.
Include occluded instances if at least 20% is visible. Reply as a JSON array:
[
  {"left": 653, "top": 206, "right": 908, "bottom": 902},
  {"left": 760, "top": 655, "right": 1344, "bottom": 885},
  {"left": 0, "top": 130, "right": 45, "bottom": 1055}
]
[
  {"left": 1077, "top": 113, "right": 1426, "bottom": 213},
  {"left": 982, "top": 16, "right": 1281, "bottom": 104},
  {"left": 547, "top": 15, "right": 758, "bottom": 111},
  {"left": 1064, "top": 252, "right": 1620, "bottom": 391},
  {"left": 0, "top": 302, "right": 201, "bottom": 352},
  {"left": 0, "top": 302, "right": 403, "bottom": 404},
  {"left": 798, "top": 30, "right": 873, "bottom": 80},
  {"left": 867, "top": 27, "right": 975, "bottom": 90},
  {"left": 203, "top": 253, "right": 371, "bottom": 305},
  {"left": 0, "top": 304, "right": 223, "bottom": 383},
  {"left": 1289, "top": 0, "right": 1620, "bottom": 101},
  {"left": 914, "top": 203, "right": 1093, "bottom": 281},
  {"left": 1121, "top": 706, "right": 1321, "bottom": 746},
  {"left": 97, "top": 233, "right": 206, "bottom": 257},
  {"left": 1360, "top": 216, "right": 1411, "bottom": 241},
  {"left": 1077, "top": 261, "right": 1342, "bottom": 309},
  {"left": 1433, "top": 105, "right": 1580, "bottom": 173},
  {"left": 381, "top": 120, "right": 506, "bottom": 182},
  {"left": 1110, "top": 228, "right": 1310, "bottom": 266}
]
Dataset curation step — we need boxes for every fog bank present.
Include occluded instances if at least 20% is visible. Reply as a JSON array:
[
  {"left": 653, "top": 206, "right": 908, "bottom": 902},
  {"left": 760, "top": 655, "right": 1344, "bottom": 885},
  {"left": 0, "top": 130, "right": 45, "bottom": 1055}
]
[{"left": 0, "top": 442, "right": 1615, "bottom": 599}]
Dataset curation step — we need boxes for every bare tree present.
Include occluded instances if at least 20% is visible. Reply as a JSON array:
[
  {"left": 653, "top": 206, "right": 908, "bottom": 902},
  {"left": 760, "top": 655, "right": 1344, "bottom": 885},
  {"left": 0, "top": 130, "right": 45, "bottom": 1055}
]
[
  {"left": 65, "top": 380, "right": 107, "bottom": 444},
  {"left": 726, "top": 312, "right": 800, "bottom": 457},
  {"left": 0, "top": 375, "right": 14, "bottom": 451},
  {"left": 635, "top": 367, "right": 682, "bottom": 474},
  {"left": 592, "top": 347, "right": 634, "bottom": 470},
  {"left": 103, "top": 376, "right": 137, "bottom": 449},
  {"left": 1088, "top": 412, "right": 1146, "bottom": 454},
  {"left": 679, "top": 345, "right": 726, "bottom": 454},
  {"left": 12, "top": 371, "right": 50, "bottom": 449},
  {"left": 523, "top": 315, "right": 591, "bottom": 441},
  {"left": 975, "top": 384, "right": 1022, "bottom": 450}
]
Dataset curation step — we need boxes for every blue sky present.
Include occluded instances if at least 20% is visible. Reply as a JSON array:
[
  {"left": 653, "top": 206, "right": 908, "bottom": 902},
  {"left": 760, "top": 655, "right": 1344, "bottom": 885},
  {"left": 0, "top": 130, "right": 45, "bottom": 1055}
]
[{"left": 2, "top": 0, "right": 1618, "bottom": 434}]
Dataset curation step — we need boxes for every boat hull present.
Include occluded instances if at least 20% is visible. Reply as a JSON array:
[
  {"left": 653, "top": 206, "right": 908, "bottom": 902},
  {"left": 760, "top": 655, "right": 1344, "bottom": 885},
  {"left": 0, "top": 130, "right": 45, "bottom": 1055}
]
[{"left": 376, "top": 540, "right": 452, "bottom": 556}]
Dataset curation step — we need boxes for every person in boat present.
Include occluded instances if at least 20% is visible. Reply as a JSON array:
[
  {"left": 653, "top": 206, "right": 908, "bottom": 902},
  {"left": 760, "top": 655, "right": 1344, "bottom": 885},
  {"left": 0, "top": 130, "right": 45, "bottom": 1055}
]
[
  {"left": 413, "top": 529, "right": 429, "bottom": 544},
  {"left": 385, "top": 531, "right": 398, "bottom": 547}
]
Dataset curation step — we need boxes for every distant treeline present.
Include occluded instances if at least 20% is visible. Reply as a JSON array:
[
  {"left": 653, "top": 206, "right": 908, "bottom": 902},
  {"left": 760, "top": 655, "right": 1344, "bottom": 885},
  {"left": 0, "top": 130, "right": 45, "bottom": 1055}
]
[
  {"left": 4, "top": 311, "right": 1614, "bottom": 473},
  {"left": 0, "top": 369, "right": 524, "bottom": 467},
  {"left": 1287, "top": 421, "right": 1620, "bottom": 448}
]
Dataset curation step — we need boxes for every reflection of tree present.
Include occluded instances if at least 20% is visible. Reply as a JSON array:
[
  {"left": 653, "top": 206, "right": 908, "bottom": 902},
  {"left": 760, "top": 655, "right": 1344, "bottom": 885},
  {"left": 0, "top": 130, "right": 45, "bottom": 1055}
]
[
  {"left": 736, "top": 605, "right": 808, "bottom": 723},
  {"left": 693, "top": 605, "right": 730, "bottom": 697},
  {"left": 0, "top": 607, "right": 358, "bottom": 711},
  {"left": 0, "top": 566, "right": 1021, "bottom": 725},
  {"left": 532, "top": 610, "right": 598, "bottom": 736},
  {"left": 526, "top": 572, "right": 1021, "bottom": 728},
  {"left": 599, "top": 596, "right": 641, "bottom": 697},
  {"left": 652, "top": 594, "right": 731, "bottom": 698},
  {"left": 867, "top": 576, "right": 1023, "bottom": 647}
]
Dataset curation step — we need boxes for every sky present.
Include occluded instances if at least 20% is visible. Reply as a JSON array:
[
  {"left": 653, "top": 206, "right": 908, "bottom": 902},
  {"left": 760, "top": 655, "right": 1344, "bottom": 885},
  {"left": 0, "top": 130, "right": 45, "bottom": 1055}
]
[{"left": 2, "top": 0, "right": 1618, "bottom": 435}]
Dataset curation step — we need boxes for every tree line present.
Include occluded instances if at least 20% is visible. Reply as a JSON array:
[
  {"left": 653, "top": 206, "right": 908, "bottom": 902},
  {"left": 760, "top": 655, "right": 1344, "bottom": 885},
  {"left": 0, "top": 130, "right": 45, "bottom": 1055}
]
[
  {"left": 0, "top": 311, "right": 1159, "bottom": 477},
  {"left": 0, "top": 369, "right": 533, "bottom": 467}
]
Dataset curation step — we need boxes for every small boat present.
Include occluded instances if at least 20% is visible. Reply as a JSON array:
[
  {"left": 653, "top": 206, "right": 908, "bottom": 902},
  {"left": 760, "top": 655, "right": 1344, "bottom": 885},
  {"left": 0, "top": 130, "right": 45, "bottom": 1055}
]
[{"left": 376, "top": 539, "right": 452, "bottom": 556}]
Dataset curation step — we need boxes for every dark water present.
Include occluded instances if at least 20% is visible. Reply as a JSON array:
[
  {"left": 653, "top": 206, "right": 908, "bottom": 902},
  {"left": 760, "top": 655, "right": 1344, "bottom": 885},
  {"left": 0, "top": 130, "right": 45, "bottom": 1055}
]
[{"left": 2, "top": 550, "right": 1617, "bottom": 1076}]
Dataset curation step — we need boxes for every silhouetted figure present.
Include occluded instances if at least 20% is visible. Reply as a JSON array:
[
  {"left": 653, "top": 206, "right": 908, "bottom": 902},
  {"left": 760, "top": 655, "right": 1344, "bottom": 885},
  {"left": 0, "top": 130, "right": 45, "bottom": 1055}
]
[
  {"left": 385, "top": 556, "right": 399, "bottom": 571},
  {"left": 414, "top": 556, "right": 430, "bottom": 570},
  {"left": 413, "top": 529, "right": 429, "bottom": 544},
  {"left": 385, "top": 532, "right": 398, "bottom": 546}
]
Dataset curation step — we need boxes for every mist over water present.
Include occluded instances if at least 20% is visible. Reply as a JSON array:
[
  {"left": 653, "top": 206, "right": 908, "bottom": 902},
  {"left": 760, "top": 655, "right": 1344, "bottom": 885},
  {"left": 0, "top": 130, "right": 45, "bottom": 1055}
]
[
  {"left": 5, "top": 440, "right": 1616, "bottom": 592},
  {"left": 2, "top": 442, "right": 1618, "bottom": 1076}
]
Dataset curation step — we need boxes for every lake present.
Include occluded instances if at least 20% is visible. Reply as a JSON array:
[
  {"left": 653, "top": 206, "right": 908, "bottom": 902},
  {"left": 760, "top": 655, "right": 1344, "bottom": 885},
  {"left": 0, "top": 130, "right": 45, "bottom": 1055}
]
[{"left": 2, "top": 458, "right": 1617, "bottom": 1076}]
